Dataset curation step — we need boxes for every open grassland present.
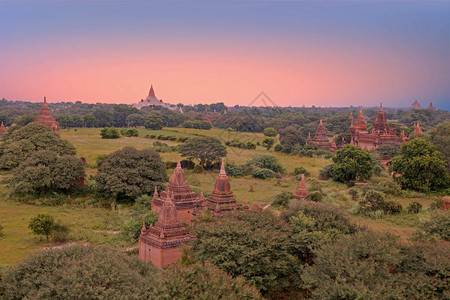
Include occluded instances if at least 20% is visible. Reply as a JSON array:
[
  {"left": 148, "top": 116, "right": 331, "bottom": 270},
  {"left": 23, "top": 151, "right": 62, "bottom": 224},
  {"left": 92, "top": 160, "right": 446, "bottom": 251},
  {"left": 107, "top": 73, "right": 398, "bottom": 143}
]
[{"left": 0, "top": 127, "right": 442, "bottom": 266}]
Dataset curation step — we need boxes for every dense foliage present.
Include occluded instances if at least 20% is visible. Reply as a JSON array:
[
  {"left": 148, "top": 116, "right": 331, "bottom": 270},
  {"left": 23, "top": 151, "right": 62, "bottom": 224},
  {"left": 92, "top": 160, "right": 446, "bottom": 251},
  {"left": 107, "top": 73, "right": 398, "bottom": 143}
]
[
  {"left": 179, "top": 137, "right": 227, "bottom": 168},
  {"left": 144, "top": 114, "right": 164, "bottom": 130},
  {"left": 278, "top": 126, "right": 305, "bottom": 153},
  {"left": 0, "top": 123, "right": 76, "bottom": 170},
  {"left": 327, "top": 145, "right": 373, "bottom": 183},
  {"left": 28, "top": 214, "right": 55, "bottom": 240},
  {"left": 429, "top": 121, "right": 450, "bottom": 169},
  {"left": 389, "top": 138, "right": 450, "bottom": 192},
  {"left": 12, "top": 150, "right": 85, "bottom": 194},
  {"left": 95, "top": 147, "right": 168, "bottom": 201},
  {"left": 100, "top": 127, "right": 120, "bottom": 139}
]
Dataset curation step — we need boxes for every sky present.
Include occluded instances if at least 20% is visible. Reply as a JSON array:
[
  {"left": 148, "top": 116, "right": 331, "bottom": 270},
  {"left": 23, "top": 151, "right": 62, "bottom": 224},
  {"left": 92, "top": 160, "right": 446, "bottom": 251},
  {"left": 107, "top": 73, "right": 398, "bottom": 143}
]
[{"left": 0, "top": 1, "right": 449, "bottom": 109}]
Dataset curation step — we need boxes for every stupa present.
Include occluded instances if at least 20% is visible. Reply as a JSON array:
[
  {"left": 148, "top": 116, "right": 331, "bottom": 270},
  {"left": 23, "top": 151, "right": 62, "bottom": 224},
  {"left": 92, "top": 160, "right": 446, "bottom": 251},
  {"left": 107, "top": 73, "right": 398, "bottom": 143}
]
[
  {"left": 205, "top": 159, "right": 246, "bottom": 216},
  {"left": 426, "top": 102, "right": 436, "bottom": 111},
  {"left": 0, "top": 122, "right": 6, "bottom": 137},
  {"left": 293, "top": 174, "right": 308, "bottom": 200},
  {"left": 34, "top": 97, "right": 59, "bottom": 131},
  {"left": 413, "top": 122, "right": 423, "bottom": 135},
  {"left": 139, "top": 195, "right": 193, "bottom": 268},
  {"left": 409, "top": 99, "right": 423, "bottom": 110},
  {"left": 151, "top": 157, "right": 201, "bottom": 224},
  {"left": 133, "top": 85, "right": 183, "bottom": 112},
  {"left": 310, "top": 119, "right": 332, "bottom": 150}
]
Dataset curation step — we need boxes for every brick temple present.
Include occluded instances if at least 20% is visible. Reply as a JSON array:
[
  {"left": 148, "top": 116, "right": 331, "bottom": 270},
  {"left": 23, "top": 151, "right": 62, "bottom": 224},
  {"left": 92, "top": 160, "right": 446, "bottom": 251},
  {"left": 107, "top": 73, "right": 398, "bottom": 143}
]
[
  {"left": 205, "top": 159, "right": 247, "bottom": 216},
  {"left": 139, "top": 195, "right": 193, "bottom": 268},
  {"left": 349, "top": 105, "right": 408, "bottom": 151},
  {"left": 35, "top": 97, "right": 59, "bottom": 131},
  {"left": 0, "top": 122, "right": 6, "bottom": 137},
  {"left": 293, "top": 174, "right": 308, "bottom": 200},
  {"left": 151, "top": 158, "right": 201, "bottom": 225}
]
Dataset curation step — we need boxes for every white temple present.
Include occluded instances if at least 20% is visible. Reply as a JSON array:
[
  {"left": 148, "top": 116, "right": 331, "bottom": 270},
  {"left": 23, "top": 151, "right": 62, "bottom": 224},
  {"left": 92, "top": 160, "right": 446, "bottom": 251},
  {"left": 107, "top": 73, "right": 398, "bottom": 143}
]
[{"left": 133, "top": 85, "right": 183, "bottom": 112}]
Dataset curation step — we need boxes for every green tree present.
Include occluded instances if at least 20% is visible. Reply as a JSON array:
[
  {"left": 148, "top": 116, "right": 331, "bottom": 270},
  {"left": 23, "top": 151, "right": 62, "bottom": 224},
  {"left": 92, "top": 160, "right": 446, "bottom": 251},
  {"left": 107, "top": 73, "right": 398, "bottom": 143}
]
[
  {"left": 126, "top": 113, "right": 146, "bottom": 127},
  {"left": 376, "top": 142, "right": 402, "bottom": 157},
  {"left": 192, "top": 210, "right": 298, "bottom": 295},
  {"left": 83, "top": 113, "right": 97, "bottom": 127},
  {"left": 179, "top": 137, "right": 227, "bottom": 168},
  {"left": 93, "top": 110, "right": 113, "bottom": 127},
  {"left": 15, "top": 114, "right": 36, "bottom": 126},
  {"left": 279, "top": 126, "right": 305, "bottom": 153},
  {"left": 262, "top": 137, "right": 275, "bottom": 150},
  {"left": 144, "top": 114, "right": 163, "bottom": 130},
  {"left": 246, "top": 154, "right": 283, "bottom": 173},
  {"left": 327, "top": 145, "right": 373, "bottom": 183},
  {"left": 13, "top": 150, "right": 85, "bottom": 194},
  {"left": 29, "top": 214, "right": 55, "bottom": 240},
  {"left": 100, "top": 127, "right": 120, "bottom": 139},
  {"left": 0, "top": 123, "right": 76, "bottom": 170},
  {"left": 389, "top": 138, "right": 450, "bottom": 192},
  {"left": 95, "top": 147, "right": 168, "bottom": 201},
  {"left": 429, "top": 121, "right": 450, "bottom": 169},
  {"left": 263, "top": 127, "right": 277, "bottom": 137}
]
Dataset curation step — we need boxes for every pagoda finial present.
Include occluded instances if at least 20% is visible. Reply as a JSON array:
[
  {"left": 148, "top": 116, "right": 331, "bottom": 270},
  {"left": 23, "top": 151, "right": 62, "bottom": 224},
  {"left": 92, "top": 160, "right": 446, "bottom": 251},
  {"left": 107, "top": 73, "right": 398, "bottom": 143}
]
[
  {"left": 177, "top": 155, "right": 181, "bottom": 168},
  {"left": 153, "top": 186, "right": 158, "bottom": 198},
  {"left": 319, "top": 119, "right": 323, "bottom": 125},
  {"left": 149, "top": 85, "right": 155, "bottom": 97},
  {"left": 141, "top": 221, "right": 146, "bottom": 232},
  {"left": 44, "top": 96, "right": 47, "bottom": 103},
  {"left": 219, "top": 158, "right": 226, "bottom": 176},
  {"left": 380, "top": 103, "right": 383, "bottom": 110}
]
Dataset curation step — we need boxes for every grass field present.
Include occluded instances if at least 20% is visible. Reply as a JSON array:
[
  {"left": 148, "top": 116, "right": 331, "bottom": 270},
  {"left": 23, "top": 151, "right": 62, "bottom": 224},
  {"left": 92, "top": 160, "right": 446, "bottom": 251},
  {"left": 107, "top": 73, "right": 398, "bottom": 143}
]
[{"left": 0, "top": 127, "right": 440, "bottom": 266}]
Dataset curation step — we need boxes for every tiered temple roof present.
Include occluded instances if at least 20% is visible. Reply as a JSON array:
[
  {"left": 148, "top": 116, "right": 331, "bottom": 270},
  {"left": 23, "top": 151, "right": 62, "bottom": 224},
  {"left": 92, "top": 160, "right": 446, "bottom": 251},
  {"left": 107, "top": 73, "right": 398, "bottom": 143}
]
[
  {"left": 349, "top": 105, "right": 407, "bottom": 151},
  {"left": 414, "top": 122, "right": 423, "bottom": 135},
  {"left": 151, "top": 157, "right": 201, "bottom": 224},
  {"left": 34, "top": 97, "right": 59, "bottom": 131},
  {"left": 293, "top": 174, "right": 308, "bottom": 200},
  {"left": 0, "top": 122, "right": 6, "bottom": 137},
  {"left": 309, "top": 120, "right": 335, "bottom": 151},
  {"left": 205, "top": 159, "right": 246, "bottom": 215}
]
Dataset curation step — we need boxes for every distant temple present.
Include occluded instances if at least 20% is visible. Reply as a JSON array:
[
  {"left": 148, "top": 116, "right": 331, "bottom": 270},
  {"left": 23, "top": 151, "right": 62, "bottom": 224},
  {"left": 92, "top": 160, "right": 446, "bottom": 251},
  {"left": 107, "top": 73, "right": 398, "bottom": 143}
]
[
  {"left": 151, "top": 158, "right": 201, "bottom": 225},
  {"left": 0, "top": 122, "right": 6, "bottom": 137},
  {"left": 133, "top": 85, "right": 183, "bottom": 113},
  {"left": 34, "top": 97, "right": 59, "bottom": 131},
  {"left": 426, "top": 102, "right": 436, "bottom": 111},
  {"left": 413, "top": 122, "right": 423, "bottom": 135},
  {"left": 409, "top": 99, "right": 423, "bottom": 110},
  {"left": 349, "top": 104, "right": 408, "bottom": 151},
  {"left": 293, "top": 174, "right": 308, "bottom": 200},
  {"left": 139, "top": 196, "right": 193, "bottom": 268},
  {"left": 205, "top": 159, "right": 247, "bottom": 216},
  {"left": 306, "top": 120, "right": 340, "bottom": 152}
]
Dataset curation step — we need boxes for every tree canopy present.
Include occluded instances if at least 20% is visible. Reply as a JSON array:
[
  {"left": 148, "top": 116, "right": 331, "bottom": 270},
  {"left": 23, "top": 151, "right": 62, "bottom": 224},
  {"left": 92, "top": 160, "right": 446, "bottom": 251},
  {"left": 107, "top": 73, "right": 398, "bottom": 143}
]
[
  {"left": 389, "top": 138, "right": 450, "bottom": 192},
  {"left": 95, "top": 147, "right": 168, "bottom": 201},
  {"left": 327, "top": 145, "right": 373, "bottom": 182},
  {"left": 179, "top": 137, "right": 227, "bottom": 168}
]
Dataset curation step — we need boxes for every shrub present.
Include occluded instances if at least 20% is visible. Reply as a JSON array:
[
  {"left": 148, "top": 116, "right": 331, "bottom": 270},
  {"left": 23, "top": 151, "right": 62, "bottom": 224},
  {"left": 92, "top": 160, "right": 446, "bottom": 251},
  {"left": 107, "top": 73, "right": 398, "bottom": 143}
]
[
  {"left": 358, "top": 190, "right": 385, "bottom": 212},
  {"left": 274, "top": 144, "right": 282, "bottom": 152},
  {"left": 192, "top": 210, "right": 298, "bottom": 295},
  {"left": 0, "top": 246, "right": 159, "bottom": 299},
  {"left": 375, "top": 181, "right": 402, "bottom": 196},
  {"left": 29, "top": 214, "right": 55, "bottom": 240},
  {"left": 272, "top": 191, "right": 293, "bottom": 207},
  {"left": 263, "top": 127, "right": 277, "bottom": 137},
  {"left": 246, "top": 154, "right": 284, "bottom": 173},
  {"left": 96, "top": 154, "right": 107, "bottom": 167},
  {"left": 225, "top": 162, "right": 244, "bottom": 177},
  {"left": 51, "top": 221, "right": 70, "bottom": 243},
  {"left": 135, "top": 194, "right": 152, "bottom": 209},
  {"left": 193, "top": 165, "right": 204, "bottom": 173},
  {"left": 0, "top": 123, "right": 76, "bottom": 170},
  {"left": 161, "top": 263, "right": 262, "bottom": 299},
  {"left": 292, "top": 166, "right": 310, "bottom": 177},
  {"left": 12, "top": 150, "right": 85, "bottom": 195},
  {"left": 122, "top": 212, "right": 158, "bottom": 240},
  {"left": 305, "top": 191, "right": 323, "bottom": 202},
  {"left": 383, "top": 200, "right": 402, "bottom": 214},
  {"left": 348, "top": 188, "right": 358, "bottom": 200},
  {"left": 262, "top": 137, "right": 275, "bottom": 150},
  {"left": 414, "top": 211, "right": 449, "bottom": 241},
  {"left": 252, "top": 167, "right": 274, "bottom": 179},
  {"left": 100, "top": 127, "right": 120, "bottom": 139},
  {"left": 95, "top": 147, "right": 168, "bottom": 202},
  {"left": 279, "top": 126, "right": 305, "bottom": 153},
  {"left": 407, "top": 201, "right": 422, "bottom": 214},
  {"left": 120, "top": 128, "right": 138, "bottom": 137},
  {"left": 318, "top": 165, "right": 332, "bottom": 180}
]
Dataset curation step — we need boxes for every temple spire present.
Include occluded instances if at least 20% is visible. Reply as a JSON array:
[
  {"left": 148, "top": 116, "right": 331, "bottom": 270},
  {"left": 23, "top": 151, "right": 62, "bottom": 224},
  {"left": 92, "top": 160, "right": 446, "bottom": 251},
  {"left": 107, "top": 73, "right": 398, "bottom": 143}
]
[
  {"left": 294, "top": 174, "right": 308, "bottom": 200},
  {"left": 177, "top": 155, "right": 181, "bottom": 168},
  {"left": 149, "top": 85, "right": 155, "bottom": 97},
  {"left": 219, "top": 158, "right": 226, "bottom": 176},
  {"left": 153, "top": 186, "right": 158, "bottom": 199},
  {"left": 141, "top": 221, "right": 146, "bottom": 232},
  {"left": 44, "top": 96, "right": 47, "bottom": 104}
]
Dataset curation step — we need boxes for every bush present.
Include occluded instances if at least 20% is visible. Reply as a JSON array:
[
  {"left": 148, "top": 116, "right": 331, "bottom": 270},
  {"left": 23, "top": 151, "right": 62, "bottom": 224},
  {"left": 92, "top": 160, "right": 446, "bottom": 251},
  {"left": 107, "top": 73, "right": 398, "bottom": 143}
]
[
  {"left": 272, "top": 191, "right": 293, "bottom": 207},
  {"left": 135, "top": 194, "right": 152, "bottom": 209},
  {"left": 407, "top": 201, "right": 422, "bottom": 214},
  {"left": 262, "top": 137, "right": 275, "bottom": 150},
  {"left": 192, "top": 165, "right": 204, "bottom": 173},
  {"left": 292, "top": 166, "right": 310, "bottom": 177},
  {"left": 305, "top": 191, "right": 323, "bottom": 202},
  {"left": 274, "top": 144, "right": 282, "bottom": 152},
  {"left": 263, "top": 127, "right": 277, "bottom": 137},
  {"left": 0, "top": 123, "right": 76, "bottom": 170},
  {"left": 0, "top": 246, "right": 159, "bottom": 299},
  {"left": 29, "top": 214, "right": 55, "bottom": 240},
  {"left": 318, "top": 165, "right": 332, "bottom": 180},
  {"left": 100, "top": 127, "right": 120, "bottom": 139},
  {"left": 328, "top": 145, "right": 373, "bottom": 183},
  {"left": 95, "top": 147, "right": 168, "bottom": 202},
  {"left": 252, "top": 167, "right": 274, "bottom": 179},
  {"left": 246, "top": 154, "right": 284, "bottom": 173},
  {"left": 12, "top": 150, "right": 85, "bottom": 195},
  {"left": 348, "top": 188, "right": 358, "bottom": 200},
  {"left": 51, "top": 221, "right": 70, "bottom": 243},
  {"left": 120, "top": 128, "right": 138, "bottom": 137},
  {"left": 414, "top": 211, "right": 449, "bottom": 241},
  {"left": 358, "top": 190, "right": 385, "bottom": 212},
  {"left": 122, "top": 212, "right": 158, "bottom": 240},
  {"left": 375, "top": 181, "right": 402, "bottom": 196},
  {"left": 225, "top": 162, "right": 244, "bottom": 177},
  {"left": 383, "top": 200, "right": 402, "bottom": 214}
]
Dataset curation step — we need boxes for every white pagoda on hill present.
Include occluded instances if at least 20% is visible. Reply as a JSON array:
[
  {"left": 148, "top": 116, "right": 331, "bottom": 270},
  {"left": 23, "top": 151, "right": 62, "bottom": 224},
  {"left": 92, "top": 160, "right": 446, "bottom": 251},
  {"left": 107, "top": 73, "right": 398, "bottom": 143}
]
[{"left": 133, "top": 85, "right": 182, "bottom": 113}]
